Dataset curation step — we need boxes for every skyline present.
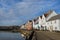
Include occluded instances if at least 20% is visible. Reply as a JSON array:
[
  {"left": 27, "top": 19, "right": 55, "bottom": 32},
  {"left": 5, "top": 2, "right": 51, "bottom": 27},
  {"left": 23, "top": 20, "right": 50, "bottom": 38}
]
[{"left": 0, "top": 0, "right": 60, "bottom": 26}]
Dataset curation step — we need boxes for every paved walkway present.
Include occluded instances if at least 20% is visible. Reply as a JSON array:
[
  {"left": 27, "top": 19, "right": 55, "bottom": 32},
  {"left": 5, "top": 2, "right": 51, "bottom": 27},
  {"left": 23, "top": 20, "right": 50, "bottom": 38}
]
[{"left": 34, "top": 31, "right": 60, "bottom": 40}]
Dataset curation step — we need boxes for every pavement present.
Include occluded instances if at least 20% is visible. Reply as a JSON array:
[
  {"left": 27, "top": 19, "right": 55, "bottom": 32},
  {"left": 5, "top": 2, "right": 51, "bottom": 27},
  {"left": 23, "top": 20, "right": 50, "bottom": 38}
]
[{"left": 33, "top": 31, "right": 60, "bottom": 40}]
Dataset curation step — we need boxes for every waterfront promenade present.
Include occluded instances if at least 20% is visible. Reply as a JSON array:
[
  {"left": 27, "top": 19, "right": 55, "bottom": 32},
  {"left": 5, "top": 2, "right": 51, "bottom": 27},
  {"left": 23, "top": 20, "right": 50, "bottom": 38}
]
[{"left": 32, "top": 31, "right": 60, "bottom": 40}]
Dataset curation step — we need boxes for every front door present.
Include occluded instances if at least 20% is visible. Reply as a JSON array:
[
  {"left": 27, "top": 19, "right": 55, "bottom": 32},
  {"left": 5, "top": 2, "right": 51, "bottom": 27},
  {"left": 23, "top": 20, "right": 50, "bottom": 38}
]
[{"left": 50, "top": 26, "right": 53, "bottom": 32}]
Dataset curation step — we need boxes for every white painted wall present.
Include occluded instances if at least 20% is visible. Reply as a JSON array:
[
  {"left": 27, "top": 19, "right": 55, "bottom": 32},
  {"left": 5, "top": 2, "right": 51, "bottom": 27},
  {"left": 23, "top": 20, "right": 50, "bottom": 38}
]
[
  {"left": 52, "top": 20, "right": 59, "bottom": 31},
  {"left": 46, "top": 19, "right": 60, "bottom": 31},
  {"left": 59, "top": 20, "right": 60, "bottom": 31},
  {"left": 41, "top": 15, "right": 47, "bottom": 30},
  {"left": 38, "top": 16, "right": 42, "bottom": 30},
  {"left": 46, "top": 21, "right": 51, "bottom": 30},
  {"left": 42, "top": 15, "right": 46, "bottom": 24}
]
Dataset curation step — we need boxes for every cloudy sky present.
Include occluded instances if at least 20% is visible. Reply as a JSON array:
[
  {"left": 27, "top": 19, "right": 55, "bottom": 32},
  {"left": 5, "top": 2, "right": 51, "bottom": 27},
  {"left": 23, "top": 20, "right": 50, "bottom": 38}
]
[{"left": 0, "top": 0, "right": 60, "bottom": 26}]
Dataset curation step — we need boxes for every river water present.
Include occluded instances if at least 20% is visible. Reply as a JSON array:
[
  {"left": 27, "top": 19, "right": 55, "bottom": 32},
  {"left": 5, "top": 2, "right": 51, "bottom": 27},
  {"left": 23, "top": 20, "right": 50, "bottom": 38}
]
[{"left": 0, "top": 31, "right": 25, "bottom": 40}]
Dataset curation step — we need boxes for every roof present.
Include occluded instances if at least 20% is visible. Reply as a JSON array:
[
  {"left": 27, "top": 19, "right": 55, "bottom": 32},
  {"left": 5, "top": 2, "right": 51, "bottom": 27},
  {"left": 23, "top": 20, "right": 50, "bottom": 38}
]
[
  {"left": 34, "top": 19, "right": 37, "bottom": 22},
  {"left": 29, "top": 20, "right": 32, "bottom": 22},
  {"left": 44, "top": 13, "right": 48, "bottom": 17},
  {"left": 48, "top": 14, "right": 60, "bottom": 21},
  {"left": 40, "top": 16, "right": 42, "bottom": 18},
  {"left": 33, "top": 17, "right": 39, "bottom": 22},
  {"left": 44, "top": 10, "right": 53, "bottom": 17}
]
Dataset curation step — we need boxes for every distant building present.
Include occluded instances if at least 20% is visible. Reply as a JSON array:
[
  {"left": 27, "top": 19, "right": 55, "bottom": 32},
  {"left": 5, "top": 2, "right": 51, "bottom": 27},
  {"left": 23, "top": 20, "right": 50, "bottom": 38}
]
[
  {"left": 25, "top": 20, "right": 33, "bottom": 30},
  {"left": 20, "top": 24, "right": 26, "bottom": 29}
]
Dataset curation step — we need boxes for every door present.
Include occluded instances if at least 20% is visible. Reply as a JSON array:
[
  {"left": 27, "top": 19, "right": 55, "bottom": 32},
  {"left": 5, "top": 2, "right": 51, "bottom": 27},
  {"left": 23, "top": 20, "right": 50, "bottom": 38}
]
[{"left": 50, "top": 26, "right": 53, "bottom": 32}]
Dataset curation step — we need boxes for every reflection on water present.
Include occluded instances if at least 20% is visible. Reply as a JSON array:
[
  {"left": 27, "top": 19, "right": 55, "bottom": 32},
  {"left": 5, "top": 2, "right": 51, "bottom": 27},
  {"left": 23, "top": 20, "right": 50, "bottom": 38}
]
[{"left": 0, "top": 31, "right": 25, "bottom": 40}]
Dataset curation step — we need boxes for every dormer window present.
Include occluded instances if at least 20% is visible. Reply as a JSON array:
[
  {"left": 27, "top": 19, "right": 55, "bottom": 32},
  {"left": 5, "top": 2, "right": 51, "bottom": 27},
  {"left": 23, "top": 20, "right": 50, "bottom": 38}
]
[{"left": 55, "top": 27, "right": 57, "bottom": 30}]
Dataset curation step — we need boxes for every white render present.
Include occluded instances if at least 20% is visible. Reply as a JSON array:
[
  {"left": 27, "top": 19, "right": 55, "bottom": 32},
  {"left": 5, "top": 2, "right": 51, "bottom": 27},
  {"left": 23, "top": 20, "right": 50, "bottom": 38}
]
[
  {"left": 46, "top": 19, "right": 60, "bottom": 31},
  {"left": 38, "top": 16, "right": 42, "bottom": 30},
  {"left": 41, "top": 15, "right": 47, "bottom": 30},
  {"left": 32, "top": 20, "right": 40, "bottom": 29}
]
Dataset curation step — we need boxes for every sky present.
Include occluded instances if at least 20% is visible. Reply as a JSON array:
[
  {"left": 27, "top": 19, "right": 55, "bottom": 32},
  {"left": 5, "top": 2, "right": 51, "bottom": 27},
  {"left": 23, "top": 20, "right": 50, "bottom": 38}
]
[{"left": 0, "top": 0, "right": 60, "bottom": 26}]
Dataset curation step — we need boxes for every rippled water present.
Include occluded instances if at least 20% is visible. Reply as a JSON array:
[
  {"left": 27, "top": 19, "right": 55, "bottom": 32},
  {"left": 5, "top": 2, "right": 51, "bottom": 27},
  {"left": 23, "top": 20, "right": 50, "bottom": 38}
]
[{"left": 0, "top": 31, "right": 25, "bottom": 40}]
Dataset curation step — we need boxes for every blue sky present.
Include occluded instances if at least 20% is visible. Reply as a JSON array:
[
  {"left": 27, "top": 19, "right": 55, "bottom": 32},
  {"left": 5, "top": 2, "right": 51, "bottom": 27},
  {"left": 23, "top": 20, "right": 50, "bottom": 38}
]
[{"left": 0, "top": 0, "right": 60, "bottom": 26}]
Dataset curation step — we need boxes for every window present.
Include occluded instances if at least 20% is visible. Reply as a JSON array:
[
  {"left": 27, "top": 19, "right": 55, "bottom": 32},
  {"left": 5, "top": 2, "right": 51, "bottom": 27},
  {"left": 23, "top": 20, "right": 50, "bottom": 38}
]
[
  {"left": 51, "top": 21, "right": 52, "bottom": 24},
  {"left": 55, "top": 20, "right": 56, "bottom": 23},
  {"left": 55, "top": 27, "right": 57, "bottom": 29}
]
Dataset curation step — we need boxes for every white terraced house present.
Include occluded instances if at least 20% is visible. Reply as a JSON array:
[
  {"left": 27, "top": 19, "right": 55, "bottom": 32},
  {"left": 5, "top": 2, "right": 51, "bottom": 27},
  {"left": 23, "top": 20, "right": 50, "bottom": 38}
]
[
  {"left": 38, "top": 16, "right": 42, "bottom": 30},
  {"left": 46, "top": 14, "right": 60, "bottom": 32},
  {"left": 32, "top": 10, "right": 59, "bottom": 31},
  {"left": 41, "top": 10, "right": 58, "bottom": 31},
  {"left": 32, "top": 17, "right": 40, "bottom": 30},
  {"left": 45, "top": 11, "right": 58, "bottom": 31}
]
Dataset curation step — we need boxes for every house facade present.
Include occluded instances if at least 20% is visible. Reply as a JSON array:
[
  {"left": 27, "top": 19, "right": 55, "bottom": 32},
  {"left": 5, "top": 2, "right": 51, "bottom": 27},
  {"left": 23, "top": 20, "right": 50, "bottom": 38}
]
[
  {"left": 41, "top": 14, "right": 47, "bottom": 30},
  {"left": 25, "top": 20, "right": 33, "bottom": 30},
  {"left": 38, "top": 16, "right": 42, "bottom": 30},
  {"left": 45, "top": 11, "right": 58, "bottom": 31},
  {"left": 32, "top": 17, "right": 40, "bottom": 30},
  {"left": 46, "top": 14, "right": 60, "bottom": 31}
]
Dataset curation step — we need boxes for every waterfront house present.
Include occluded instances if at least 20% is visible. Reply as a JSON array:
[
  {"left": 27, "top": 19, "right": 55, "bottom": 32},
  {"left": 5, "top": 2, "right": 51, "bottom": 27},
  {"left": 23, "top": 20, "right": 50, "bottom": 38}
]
[
  {"left": 41, "top": 14, "right": 47, "bottom": 30},
  {"left": 38, "top": 16, "right": 42, "bottom": 30},
  {"left": 45, "top": 11, "right": 58, "bottom": 31},
  {"left": 32, "top": 17, "right": 40, "bottom": 30},
  {"left": 32, "top": 10, "right": 54, "bottom": 30},
  {"left": 37, "top": 10, "right": 54, "bottom": 30},
  {"left": 25, "top": 20, "right": 33, "bottom": 30},
  {"left": 32, "top": 10, "right": 59, "bottom": 31},
  {"left": 46, "top": 14, "right": 60, "bottom": 31},
  {"left": 39, "top": 10, "right": 58, "bottom": 31}
]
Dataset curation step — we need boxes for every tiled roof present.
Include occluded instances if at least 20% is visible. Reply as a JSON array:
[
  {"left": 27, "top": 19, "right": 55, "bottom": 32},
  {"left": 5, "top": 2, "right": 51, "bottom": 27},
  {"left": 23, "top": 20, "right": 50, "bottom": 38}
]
[
  {"left": 48, "top": 14, "right": 60, "bottom": 21},
  {"left": 44, "top": 10, "right": 53, "bottom": 17}
]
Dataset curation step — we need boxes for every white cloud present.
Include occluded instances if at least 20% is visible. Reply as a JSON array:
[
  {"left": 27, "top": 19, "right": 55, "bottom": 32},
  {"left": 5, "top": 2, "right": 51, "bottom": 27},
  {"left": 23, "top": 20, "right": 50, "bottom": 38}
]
[
  {"left": 0, "top": 19, "right": 24, "bottom": 26},
  {"left": 0, "top": 0, "right": 59, "bottom": 25},
  {"left": 13, "top": 1, "right": 57, "bottom": 16},
  {"left": 22, "top": 0, "right": 56, "bottom": 2}
]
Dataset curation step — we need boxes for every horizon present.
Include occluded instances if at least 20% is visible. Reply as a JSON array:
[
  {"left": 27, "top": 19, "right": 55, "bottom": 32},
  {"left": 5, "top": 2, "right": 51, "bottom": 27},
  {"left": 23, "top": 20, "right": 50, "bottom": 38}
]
[{"left": 0, "top": 0, "right": 60, "bottom": 26}]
